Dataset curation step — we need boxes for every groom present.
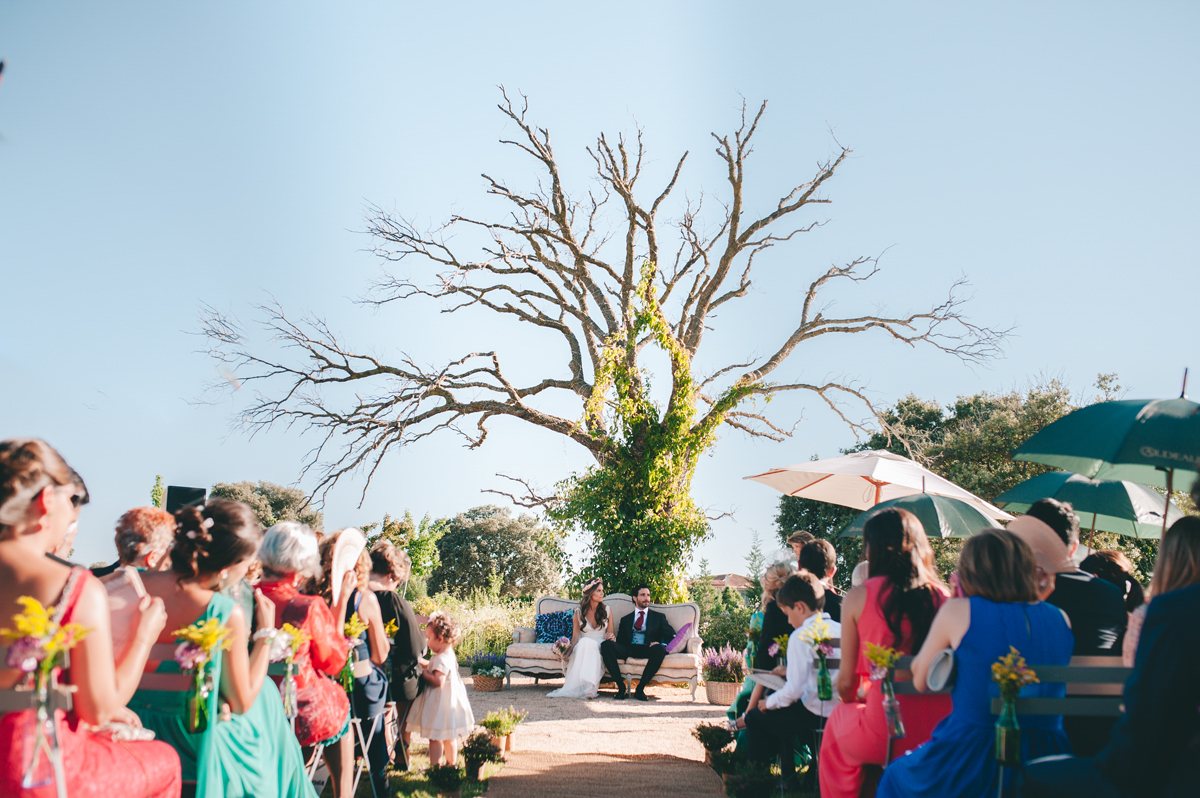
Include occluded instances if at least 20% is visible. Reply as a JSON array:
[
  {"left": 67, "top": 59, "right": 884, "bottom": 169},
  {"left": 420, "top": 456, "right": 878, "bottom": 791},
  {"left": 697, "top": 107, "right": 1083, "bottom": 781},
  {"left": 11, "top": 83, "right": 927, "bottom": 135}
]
[{"left": 601, "top": 585, "right": 676, "bottom": 701}]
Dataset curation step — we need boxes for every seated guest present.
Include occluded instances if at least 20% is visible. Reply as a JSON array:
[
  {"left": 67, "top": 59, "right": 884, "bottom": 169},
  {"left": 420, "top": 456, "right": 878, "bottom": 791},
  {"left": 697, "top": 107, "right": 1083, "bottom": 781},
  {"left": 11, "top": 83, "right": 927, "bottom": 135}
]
[
  {"left": 725, "top": 561, "right": 798, "bottom": 731},
  {"left": 1022, "top": 516, "right": 1200, "bottom": 798},
  {"left": 1122, "top": 516, "right": 1200, "bottom": 666},
  {"left": 877, "top": 528, "right": 1074, "bottom": 798},
  {"left": 1080, "top": 550, "right": 1145, "bottom": 614},
  {"left": 819, "top": 509, "right": 952, "bottom": 798},
  {"left": 0, "top": 438, "right": 180, "bottom": 798},
  {"left": 740, "top": 572, "right": 841, "bottom": 792},
  {"left": 258, "top": 521, "right": 357, "bottom": 798},
  {"left": 370, "top": 540, "right": 426, "bottom": 770},
  {"left": 132, "top": 501, "right": 317, "bottom": 798},
  {"left": 800, "top": 539, "right": 842, "bottom": 621},
  {"left": 111, "top": 507, "right": 176, "bottom": 571},
  {"left": 1012, "top": 500, "right": 1126, "bottom": 757},
  {"left": 315, "top": 530, "right": 390, "bottom": 798}
]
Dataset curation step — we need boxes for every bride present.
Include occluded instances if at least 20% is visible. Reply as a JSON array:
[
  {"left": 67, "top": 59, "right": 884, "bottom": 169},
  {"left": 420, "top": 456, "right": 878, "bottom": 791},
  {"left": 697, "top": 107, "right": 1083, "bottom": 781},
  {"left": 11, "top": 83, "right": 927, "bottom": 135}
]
[{"left": 547, "top": 577, "right": 614, "bottom": 699}]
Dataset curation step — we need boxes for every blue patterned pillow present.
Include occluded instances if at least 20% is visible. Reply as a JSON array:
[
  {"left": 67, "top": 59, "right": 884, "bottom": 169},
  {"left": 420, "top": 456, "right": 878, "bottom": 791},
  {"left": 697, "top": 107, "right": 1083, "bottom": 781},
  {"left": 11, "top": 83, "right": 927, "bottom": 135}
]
[{"left": 535, "top": 610, "right": 574, "bottom": 643}]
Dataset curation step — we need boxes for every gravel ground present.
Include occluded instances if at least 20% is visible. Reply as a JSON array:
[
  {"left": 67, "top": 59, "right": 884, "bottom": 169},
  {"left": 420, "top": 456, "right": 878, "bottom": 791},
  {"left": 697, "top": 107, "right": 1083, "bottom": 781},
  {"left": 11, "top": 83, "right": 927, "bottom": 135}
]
[{"left": 409, "top": 669, "right": 730, "bottom": 760}]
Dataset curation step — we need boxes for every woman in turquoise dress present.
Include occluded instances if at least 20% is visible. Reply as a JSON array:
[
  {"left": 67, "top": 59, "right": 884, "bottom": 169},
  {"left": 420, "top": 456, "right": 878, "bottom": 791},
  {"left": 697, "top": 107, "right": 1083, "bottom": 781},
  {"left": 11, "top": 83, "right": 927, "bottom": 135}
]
[
  {"left": 129, "top": 499, "right": 317, "bottom": 798},
  {"left": 876, "top": 527, "right": 1074, "bottom": 798}
]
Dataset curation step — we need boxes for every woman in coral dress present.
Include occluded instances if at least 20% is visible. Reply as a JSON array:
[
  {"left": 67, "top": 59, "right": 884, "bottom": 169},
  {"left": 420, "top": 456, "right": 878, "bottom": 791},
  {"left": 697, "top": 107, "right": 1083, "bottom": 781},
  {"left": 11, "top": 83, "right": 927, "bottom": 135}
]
[
  {"left": 0, "top": 438, "right": 180, "bottom": 798},
  {"left": 819, "top": 508, "right": 952, "bottom": 798}
]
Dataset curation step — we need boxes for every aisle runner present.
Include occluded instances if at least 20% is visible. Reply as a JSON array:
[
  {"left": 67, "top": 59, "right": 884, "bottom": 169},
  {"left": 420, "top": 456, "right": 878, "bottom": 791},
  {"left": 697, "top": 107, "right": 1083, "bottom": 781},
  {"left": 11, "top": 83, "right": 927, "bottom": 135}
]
[{"left": 486, "top": 750, "right": 724, "bottom": 798}]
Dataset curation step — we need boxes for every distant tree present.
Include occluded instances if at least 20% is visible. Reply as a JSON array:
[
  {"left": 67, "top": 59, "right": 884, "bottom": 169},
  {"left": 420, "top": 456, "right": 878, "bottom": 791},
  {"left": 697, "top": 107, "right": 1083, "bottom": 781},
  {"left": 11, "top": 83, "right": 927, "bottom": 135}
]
[
  {"left": 742, "top": 532, "right": 767, "bottom": 608},
  {"left": 688, "top": 558, "right": 718, "bottom": 622},
  {"left": 209, "top": 480, "right": 323, "bottom": 531},
  {"left": 151, "top": 475, "right": 164, "bottom": 509},
  {"left": 427, "top": 506, "right": 562, "bottom": 599},
  {"left": 361, "top": 511, "right": 447, "bottom": 577}
]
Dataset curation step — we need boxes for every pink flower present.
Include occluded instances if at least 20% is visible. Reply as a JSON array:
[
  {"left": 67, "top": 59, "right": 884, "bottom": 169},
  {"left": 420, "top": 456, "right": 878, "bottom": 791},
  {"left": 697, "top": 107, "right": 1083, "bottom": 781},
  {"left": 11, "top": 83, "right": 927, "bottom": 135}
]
[
  {"left": 869, "top": 663, "right": 888, "bottom": 682},
  {"left": 174, "top": 643, "right": 206, "bottom": 671},
  {"left": 818, "top": 642, "right": 834, "bottom": 659},
  {"left": 768, "top": 643, "right": 780, "bottom": 657},
  {"left": 5, "top": 637, "right": 43, "bottom": 672}
]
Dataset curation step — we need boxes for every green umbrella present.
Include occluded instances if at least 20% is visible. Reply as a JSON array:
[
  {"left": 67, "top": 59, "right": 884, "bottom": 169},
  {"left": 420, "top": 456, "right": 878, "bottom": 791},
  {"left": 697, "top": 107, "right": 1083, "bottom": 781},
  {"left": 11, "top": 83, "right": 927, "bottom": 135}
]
[
  {"left": 1011, "top": 388, "right": 1199, "bottom": 534},
  {"left": 838, "top": 494, "right": 997, "bottom": 540},
  {"left": 993, "top": 471, "right": 1184, "bottom": 542}
]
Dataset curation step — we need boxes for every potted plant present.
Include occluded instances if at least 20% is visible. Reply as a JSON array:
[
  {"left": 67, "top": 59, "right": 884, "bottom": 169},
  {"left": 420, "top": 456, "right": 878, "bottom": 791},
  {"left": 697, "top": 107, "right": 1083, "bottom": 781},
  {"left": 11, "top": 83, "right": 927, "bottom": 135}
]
[
  {"left": 480, "top": 705, "right": 528, "bottom": 751},
  {"left": 466, "top": 651, "right": 507, "bottom": 692},
  {"left": 692, "top": 722, "right": 734, "bottom": 767},
  {"left": 461, "top": 731, "right": 505, "bottom": 781},
  {"left": 724, "top": 762, "right": 775, "bottom": 798},
  {"left": 426, "top": 763, "right": 465, "bottom": 798},
  {"left": 701, "top": 645, "right": 746, "bottom": 706},
  {"left": 709, "top": 747, "right": 740, "bottom": 777}
]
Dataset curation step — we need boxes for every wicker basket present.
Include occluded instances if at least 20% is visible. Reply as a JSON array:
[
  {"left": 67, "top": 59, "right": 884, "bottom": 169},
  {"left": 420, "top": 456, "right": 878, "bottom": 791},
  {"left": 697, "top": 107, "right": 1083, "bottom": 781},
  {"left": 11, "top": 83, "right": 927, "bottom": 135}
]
[
  {"left": 704, "top": 680, "right": 740, "bottom": 706},
  {"left": 472, "top": 674, "right": 504, "bottom": 692}
]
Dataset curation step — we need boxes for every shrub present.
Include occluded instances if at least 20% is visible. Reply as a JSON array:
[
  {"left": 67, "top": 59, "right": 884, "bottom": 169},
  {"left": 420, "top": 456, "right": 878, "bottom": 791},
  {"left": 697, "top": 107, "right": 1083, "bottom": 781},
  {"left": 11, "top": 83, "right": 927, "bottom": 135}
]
[
  {"left": 425, "top": 763, "right": 464, "bottom": 791},
  {"left": 701, "top": 645, "right": 745, "bottom": 683},
  {"left": 709, "top": 748, "right": 740, "bottom": 775},
  {"left": 701, "top": 604, "right": 753, "bottom": 651},
  {"left": 413, "top": 591, "right": 535, "bottom": 664},
  {"left": 692, "top": 722, "right": 734, "bottom": 752},
  {"left": 461, "top": 731, "right": 505, "bottom": 766}
]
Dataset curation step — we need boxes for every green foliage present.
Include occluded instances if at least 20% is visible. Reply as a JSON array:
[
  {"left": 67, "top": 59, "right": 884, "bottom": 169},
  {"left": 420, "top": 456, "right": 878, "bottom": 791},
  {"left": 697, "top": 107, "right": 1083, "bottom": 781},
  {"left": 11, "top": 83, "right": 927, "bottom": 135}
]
[
  {"left": 692, "top": 722, "right": 734, "bottom": 752},
  {"left": 689, "top": 558, "right": 753, "bottom": 648},
  {"left": 428, "top": 506, "right": 562, "bottom": 599},
  {"left": 742, "top": 533, "right": 767, "bottom": 609},
  {"left": 209, "top": 480, "right": 323, "bottom": 531},
  {"left": 150, "top": 475, "right": 164, "bottom": 509},
  {"left": 479, "top": 706, "right": 527, "bottom": 737},
  {"left": 361, "top": 511, "right": 446, "bottom": 577},
  {"left": 412, "top": 589, "right": 534, "bottom": 662},
  {"left": 425, "top": 763, "right": 464, "bottom": 791},
  {"left": 549, "top": 264, "right": 752, "bottom": 602},
  {"left": 461, "top": 731, "right": 505, "bottom": 766},
  {"left": 688, "top": 559, "right": 719, "bottom": 621},
  {"left": 702, "top": 607, "right": 754, "bottom": 651}
]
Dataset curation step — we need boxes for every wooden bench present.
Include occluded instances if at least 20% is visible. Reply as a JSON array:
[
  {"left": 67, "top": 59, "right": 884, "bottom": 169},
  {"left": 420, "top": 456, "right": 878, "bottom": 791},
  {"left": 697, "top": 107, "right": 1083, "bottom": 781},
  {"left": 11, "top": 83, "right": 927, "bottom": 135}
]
[{"left": 988, "top": 656, "right": 1131, "bottom": 717}]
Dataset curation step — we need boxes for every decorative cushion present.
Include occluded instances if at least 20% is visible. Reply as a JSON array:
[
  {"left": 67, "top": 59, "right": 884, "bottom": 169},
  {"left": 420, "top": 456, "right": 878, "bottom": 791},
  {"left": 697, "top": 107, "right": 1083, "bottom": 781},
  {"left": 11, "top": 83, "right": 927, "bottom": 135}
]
[
  {"left": 666, "top": 622, "right": 692, "bottom": 654},
  {"left": 535, "top": 610, "right": 574, "bottom": 643}
]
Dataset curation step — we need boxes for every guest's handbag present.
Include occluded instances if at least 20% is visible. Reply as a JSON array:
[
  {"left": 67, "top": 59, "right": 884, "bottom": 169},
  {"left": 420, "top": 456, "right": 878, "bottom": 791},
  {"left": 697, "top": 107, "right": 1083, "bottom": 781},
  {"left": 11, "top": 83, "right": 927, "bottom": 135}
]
[{"left": 925, "top": 647, "right": 956, "bottom": 692}]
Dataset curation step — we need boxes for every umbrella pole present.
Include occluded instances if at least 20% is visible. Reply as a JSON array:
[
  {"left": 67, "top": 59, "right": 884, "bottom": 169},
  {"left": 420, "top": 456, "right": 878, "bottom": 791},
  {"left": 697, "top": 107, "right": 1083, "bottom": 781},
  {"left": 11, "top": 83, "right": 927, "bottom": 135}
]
[
  {"left": 1163, "top": 469, "right": 1174, "bottom": 537},
  {"left": 1090, "top": 513, "right": 1097, "bottom": 551}
]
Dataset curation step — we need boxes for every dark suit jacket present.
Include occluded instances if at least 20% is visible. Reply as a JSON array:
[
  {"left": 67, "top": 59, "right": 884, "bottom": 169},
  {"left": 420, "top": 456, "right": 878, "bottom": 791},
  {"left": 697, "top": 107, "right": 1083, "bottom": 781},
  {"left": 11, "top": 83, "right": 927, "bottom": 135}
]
[
  {"left": 1095, "top": 581, "right": 1200, "bottom": 797},
  {"left": 375, "top": 589, "right": 425, "bottom": 702},
  {"left": 754, "top": 600, "right": 793, "bottom": 670},
  {"left": 616, "top": 607, "right": 675, "bottom": 648}
]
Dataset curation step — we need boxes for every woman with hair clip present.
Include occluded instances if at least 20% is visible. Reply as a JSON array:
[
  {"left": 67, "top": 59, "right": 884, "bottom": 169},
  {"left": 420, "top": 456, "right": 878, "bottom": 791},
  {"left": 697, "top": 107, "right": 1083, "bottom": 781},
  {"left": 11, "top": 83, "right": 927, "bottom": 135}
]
[
  {"left": 547, "top": 577, "right": 615, "bottom": 699},
  {"left": 876, "top": 527, "right": 1074, "bottom": 798},
  {"left": 0, "top": 438, "right": 180, "bottom": 798},
  {"left": 131, "top": 500, "right": 316, "bottom": 798},
  {"left": 818, "top": 509, "right": 952, "bottom": 798},
  {"left": 313, "top": 530, "right": 390, "bottom": 798}
]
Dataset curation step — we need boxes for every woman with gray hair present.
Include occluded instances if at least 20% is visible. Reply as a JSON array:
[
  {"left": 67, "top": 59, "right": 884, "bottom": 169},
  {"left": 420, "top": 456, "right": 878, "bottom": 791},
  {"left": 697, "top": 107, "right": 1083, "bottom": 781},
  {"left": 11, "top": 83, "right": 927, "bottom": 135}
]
[{"left": 259, "top": 521, "right": 359, "bottom": 798}]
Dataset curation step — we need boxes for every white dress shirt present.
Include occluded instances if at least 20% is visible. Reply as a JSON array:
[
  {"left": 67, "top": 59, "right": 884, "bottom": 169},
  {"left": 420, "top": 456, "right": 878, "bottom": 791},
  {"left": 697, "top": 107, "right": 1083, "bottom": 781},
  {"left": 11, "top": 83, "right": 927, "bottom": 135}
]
[{"left": 763, "top": 612, "right": 842, "bottom": 718}]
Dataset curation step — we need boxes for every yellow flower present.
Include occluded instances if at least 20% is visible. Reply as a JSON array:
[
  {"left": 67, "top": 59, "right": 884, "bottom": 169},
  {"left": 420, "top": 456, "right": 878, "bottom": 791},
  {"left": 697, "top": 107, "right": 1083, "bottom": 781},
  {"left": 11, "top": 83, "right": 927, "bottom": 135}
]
[
  {"left": 1, "top": 596, "right": 54, "bottom": 641},
  {"left": 44, "top": 622, "right": 90, "bottom": 656},
  {"left": 384, "top": 619, "right": 399, "bottom": 637},
  {"left": 992, "top": 646, "right": 1039, "bottom": 699},
  {"left": 344, "top": 613, "right": 369, "bottom": 640},
  {"left": 799, "top": 618, "right": 832, "bottom": 647},
  {"left": 865, "top": 642, "right": 902, "bottom": 669},
  {"left": 173, "top": 618, "right": 233, "bottom": 654},
  {"left": 281, "top": 623, "right": 310, "bottom": 655}
]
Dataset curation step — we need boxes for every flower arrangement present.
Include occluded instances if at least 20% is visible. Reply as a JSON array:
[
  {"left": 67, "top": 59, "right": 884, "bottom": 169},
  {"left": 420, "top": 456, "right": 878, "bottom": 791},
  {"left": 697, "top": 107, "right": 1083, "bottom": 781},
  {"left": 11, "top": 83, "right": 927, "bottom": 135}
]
[
  {"left": 173, "top": 617, "right": 233, "bottom": 733},
  {"left": 461, "top": 731, "right": 505, "bottom": 779},
  {"left": 993, "top": 646, "right": 1039, "bottom": 767},
  {"left": 1, "top": 595, "right": 90, "bottom": 787},
  {"left": 766, "top": 633, "right": 789, "bottom": 663},
  {"left": 799, "top": 617, "right": 835, "bottom": 700},
  {"left": 384, "top": 618, "right": 399, "bottom": 637},
  {"left": 480, "top": 706, "right": 528, "bottom": 738},
  {"left": 864, "top": 642, "right": 905, "bottom": 739},
  {"left": 425, "top": 762, "right": 465, "bottom": 791},
  {"left": 337, "top": 612, "right": 370, "bottom": 691},
  {"left": 701, "top": 645, "right": 746, "bottom": 683},
  {"left": 344, "top": 613, "right": 369, "bottom": 640},
  {"left": 691, "top": 722, "right": 734, "bottom": 753},
  {"left": 551, "top": 635, "right": 571, "bottom": 672},
  {"left": 266, "top": 623, "right": 309, "bottom": 720},
  {"left": 465, "top": 651, "right": 506, "bottom": 675}
]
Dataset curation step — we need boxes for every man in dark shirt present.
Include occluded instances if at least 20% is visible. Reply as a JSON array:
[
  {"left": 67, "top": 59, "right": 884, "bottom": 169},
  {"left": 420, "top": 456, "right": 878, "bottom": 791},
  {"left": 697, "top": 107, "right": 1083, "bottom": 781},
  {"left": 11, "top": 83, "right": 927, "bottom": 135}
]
[
  {"left": 1024, "top": 498, "right": 1127, "bottom": 756},
  {"left": 799, "top": 539, "right": 842, "bottom": 622}
]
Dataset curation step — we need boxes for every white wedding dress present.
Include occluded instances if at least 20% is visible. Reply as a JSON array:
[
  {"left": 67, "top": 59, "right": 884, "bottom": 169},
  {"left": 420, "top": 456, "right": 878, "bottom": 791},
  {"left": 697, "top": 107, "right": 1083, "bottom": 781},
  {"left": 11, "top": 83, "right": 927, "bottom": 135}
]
[{"left": 546, "top": 618, "right": 606, "bottom": 699}]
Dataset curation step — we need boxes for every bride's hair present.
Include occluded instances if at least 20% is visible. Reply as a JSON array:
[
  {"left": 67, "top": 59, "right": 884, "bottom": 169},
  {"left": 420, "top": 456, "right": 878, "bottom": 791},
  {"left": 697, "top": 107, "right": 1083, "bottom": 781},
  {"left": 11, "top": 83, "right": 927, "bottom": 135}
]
[{"left": 578, "top": 578, "right": 608, "bottom": 628}]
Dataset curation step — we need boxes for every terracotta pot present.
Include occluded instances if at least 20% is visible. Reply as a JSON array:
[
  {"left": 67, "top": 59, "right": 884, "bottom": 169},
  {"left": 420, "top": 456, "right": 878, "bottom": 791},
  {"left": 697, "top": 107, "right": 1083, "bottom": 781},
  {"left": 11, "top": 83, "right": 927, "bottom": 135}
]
[
  {"left": 472, "top": 674, "right": 504, "bottom": 692},
  {"left": 505, "top": 731, "right": 516, "bottom": 752},
  {"left": 705, "top": 680, "right": 740, "bottom": 706}
]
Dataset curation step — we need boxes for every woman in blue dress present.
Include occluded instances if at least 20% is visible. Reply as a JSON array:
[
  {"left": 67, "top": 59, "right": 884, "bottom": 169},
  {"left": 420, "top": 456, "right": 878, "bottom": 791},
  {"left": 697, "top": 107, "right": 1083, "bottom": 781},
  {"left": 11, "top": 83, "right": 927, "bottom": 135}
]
[{"left": 877, "top": 527, "right": 1074, "bottom": 798}]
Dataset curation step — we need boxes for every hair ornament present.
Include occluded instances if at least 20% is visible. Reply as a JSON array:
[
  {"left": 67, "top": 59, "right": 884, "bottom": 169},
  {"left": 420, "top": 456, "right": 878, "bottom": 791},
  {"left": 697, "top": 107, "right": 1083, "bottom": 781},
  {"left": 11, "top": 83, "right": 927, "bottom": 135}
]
[
  {"left": 583, "top": 577, "right": 603, "bottom": 592},
  {"left": 201, "top": 517, "right": 215, "bottom": 530},
  {"left": 186, "top": 530, "right": 197, "bottom": 539}
]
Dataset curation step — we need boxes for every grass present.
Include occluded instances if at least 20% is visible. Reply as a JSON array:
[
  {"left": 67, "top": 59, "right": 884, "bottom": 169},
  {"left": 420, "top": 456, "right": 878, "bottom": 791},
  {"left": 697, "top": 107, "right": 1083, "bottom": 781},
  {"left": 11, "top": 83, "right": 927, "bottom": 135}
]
[{"left": 385, "top": 740, "right": 501, "bottom": 797}]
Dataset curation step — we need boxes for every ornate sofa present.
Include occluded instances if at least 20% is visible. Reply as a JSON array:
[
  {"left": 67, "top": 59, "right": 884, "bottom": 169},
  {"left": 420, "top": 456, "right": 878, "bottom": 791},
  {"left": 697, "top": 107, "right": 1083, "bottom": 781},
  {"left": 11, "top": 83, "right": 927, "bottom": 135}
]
[{"left": 505, "top": 592, "right": 703, "bottom": 698}]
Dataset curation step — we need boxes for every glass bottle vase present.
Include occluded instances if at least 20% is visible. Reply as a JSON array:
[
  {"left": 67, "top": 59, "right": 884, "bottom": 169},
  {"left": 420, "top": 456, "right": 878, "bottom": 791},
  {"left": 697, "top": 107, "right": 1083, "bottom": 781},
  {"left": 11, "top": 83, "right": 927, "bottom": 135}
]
[
  {"left": 817, "top": 654, "right": 833, "bottom": 702},
  {"left": 994, "top": 696, "right": 1021, "bottom": 768},
  {"left": 186, "top": 669, "right": 213, "bottom": 734},
  {"left": 881, "top": 673, "right": 906, "bottom": 739}
]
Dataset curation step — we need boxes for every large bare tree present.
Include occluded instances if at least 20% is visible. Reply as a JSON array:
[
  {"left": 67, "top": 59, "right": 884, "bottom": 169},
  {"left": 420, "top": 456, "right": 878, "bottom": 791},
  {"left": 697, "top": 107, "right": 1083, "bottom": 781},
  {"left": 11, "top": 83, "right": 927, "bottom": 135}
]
[{"left": 203, "top": 89, "right": 1005, "bottom": 597}]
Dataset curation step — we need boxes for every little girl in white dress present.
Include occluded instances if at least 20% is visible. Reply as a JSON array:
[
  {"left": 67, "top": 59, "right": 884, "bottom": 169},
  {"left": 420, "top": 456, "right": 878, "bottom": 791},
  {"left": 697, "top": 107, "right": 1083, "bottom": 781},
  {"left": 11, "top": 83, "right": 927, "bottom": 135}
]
[{"left": 406, "top": 610, "right": 475, "bottom": 765}]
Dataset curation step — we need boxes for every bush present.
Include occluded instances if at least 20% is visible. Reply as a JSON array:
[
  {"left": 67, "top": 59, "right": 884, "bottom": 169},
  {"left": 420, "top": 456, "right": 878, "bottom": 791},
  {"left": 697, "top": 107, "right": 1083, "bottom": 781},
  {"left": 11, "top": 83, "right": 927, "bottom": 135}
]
[
  {"left": 461, "top": 731, "right": 505, "bottom": 766},
  {"left": 701, "top": 604, "right": 753, "bottom": 651},
  {"left": 692, "top": 722, "right": 734, "bottom": 752},
  {"left": 425, "top": 764, "right": 464, "bottom": 791},
  {"left": 413, "top": 590, "right": 535, "bottom": 664}
]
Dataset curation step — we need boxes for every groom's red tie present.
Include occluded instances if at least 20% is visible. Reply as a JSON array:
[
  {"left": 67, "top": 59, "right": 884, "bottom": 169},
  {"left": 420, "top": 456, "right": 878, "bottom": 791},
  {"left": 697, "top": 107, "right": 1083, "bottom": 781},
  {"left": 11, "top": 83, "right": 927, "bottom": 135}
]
[{"left": 635, "top": 611, "right": 644, "bottom": 630}]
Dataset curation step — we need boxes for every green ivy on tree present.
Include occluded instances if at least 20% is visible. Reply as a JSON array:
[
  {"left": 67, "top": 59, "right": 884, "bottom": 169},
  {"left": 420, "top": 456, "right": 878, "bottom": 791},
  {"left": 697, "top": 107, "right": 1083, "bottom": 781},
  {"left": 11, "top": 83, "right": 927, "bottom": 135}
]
[
  {"left": 361, "top": 511, "right": 447, "bottom": 578},
  {"left": 151, "top": 475, "right": 164, "bottom": 509}
]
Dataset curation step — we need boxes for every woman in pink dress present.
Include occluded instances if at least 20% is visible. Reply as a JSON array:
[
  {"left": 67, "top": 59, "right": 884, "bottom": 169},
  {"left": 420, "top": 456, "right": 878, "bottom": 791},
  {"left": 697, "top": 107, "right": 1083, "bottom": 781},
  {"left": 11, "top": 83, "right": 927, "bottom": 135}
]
[
  {"left": 0, "top": 438, "right": 181, "bottom": 798},
  {"left": 819, "top": 508, "right": 951, "bottom": 798}
]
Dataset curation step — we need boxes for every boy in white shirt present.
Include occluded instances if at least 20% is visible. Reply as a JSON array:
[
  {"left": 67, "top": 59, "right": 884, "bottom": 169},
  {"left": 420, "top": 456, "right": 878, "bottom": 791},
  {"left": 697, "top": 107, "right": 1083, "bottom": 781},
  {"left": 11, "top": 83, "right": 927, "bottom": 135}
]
[{"left": 743, "top": 571, "right": 842, "bottom": 790}]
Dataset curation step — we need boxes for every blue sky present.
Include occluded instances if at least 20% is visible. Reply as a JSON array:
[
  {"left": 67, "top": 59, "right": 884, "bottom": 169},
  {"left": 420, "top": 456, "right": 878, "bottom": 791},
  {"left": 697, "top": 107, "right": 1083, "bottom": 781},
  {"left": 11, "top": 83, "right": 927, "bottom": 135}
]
[{"left": 2, "top": 2, "right": 1196, "bottom": 574}]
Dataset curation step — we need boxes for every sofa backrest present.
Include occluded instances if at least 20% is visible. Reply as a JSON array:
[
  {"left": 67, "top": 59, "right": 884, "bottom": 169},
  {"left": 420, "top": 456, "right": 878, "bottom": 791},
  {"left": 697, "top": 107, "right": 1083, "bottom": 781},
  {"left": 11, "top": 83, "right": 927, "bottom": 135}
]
[{"left": 535, "top": 593, "right": 701, "bottom": 640}]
